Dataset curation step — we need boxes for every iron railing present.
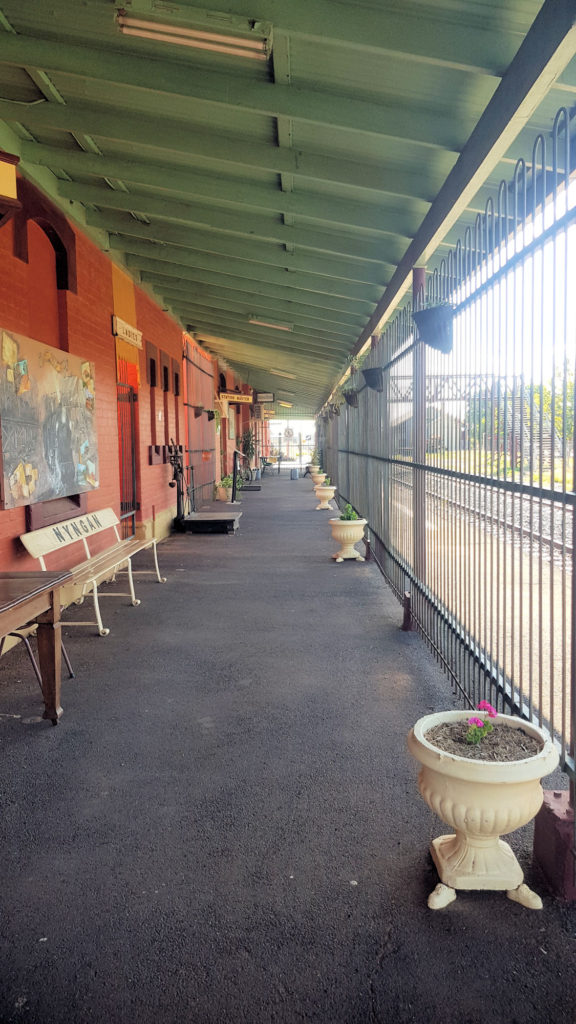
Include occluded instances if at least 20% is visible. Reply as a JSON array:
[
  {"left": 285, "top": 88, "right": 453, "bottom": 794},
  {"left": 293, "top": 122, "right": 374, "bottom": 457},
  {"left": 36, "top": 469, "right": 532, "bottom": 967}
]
[{"left": 323, "top": 108, "right": 576, "bottom": 812}]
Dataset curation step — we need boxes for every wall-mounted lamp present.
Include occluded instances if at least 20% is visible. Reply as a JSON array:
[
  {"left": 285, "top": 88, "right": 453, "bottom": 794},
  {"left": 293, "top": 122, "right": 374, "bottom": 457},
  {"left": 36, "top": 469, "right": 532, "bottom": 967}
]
[
  {"left": 0, "top": 151, "right": 21, "bottom": 229},
  {"left": 412, "top": 305, "right": 454, "bottom": 354}
]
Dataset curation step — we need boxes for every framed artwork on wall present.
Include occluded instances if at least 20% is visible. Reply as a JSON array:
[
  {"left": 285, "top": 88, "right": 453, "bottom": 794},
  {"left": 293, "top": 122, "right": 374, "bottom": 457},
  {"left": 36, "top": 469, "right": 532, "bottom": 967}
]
[{"left": 0, "top": 328, "right": 98, "bottom": 509}]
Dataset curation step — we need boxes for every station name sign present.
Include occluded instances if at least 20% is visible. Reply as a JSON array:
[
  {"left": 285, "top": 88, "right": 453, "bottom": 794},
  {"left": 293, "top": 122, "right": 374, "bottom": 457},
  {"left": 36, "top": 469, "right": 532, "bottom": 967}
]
[
  {"left": 219, "top": 391, "right": 253, "bottom": 404},
  {"left": 112, "top": 315, "right": 143, "bottom": 349}
]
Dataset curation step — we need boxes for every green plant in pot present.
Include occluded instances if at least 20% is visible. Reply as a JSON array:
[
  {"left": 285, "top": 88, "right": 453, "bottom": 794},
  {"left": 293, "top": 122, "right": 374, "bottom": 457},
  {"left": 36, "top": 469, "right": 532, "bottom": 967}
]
[
  {"left": 340, "top": 503, "right": 358, "bottom": 520},
  {"left": 241, "top": 428, "right": 255, "bottom": 464},
  {"left": 329, "top": 503, "right": 366, "bottom": 561},
  {"left": 217, "top": 474, "right": 233, "bottom": 501},
  {"left": 309, "top": 449, "right": 321, "bottom": 474},
  {"left": 314, "top": 476, "right": 336, "bottom": 511}
]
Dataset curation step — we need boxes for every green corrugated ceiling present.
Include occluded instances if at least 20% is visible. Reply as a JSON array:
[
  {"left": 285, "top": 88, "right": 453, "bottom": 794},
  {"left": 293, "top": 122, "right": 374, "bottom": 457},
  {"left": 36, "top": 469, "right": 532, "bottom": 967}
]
[{"left": 0, "top": 0, "right": 575, "bottom": 416}]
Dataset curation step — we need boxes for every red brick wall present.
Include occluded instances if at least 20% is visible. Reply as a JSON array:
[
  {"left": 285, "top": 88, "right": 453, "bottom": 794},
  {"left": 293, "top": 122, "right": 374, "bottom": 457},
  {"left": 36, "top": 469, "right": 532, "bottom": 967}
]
[
  {"left": 0, "top": 186, "right": 191, "bottom": 571},
  {"left": 134, "top": 288, "right": 183, "bottom": 526}
]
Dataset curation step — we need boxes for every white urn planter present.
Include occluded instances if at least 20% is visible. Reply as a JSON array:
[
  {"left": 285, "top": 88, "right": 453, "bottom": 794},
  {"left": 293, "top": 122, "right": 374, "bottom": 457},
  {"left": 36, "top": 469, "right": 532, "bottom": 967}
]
[
  {"left": 311, "top": 472, "right": 326, "bottom": 486},
  {"left": 329, "top": 517, "right": 367, "bottom": 562},
  {"left": 407, "top": 710, "right": 559, "bottom": 910},
  {"left": 314, "top": 484, "right": 336, "bottom": 510}
]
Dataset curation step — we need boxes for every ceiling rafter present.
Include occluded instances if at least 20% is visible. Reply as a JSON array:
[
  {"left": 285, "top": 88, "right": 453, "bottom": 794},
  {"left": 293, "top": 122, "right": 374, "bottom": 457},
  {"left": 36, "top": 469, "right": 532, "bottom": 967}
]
[
  {"left": 0, "top": 98, "right": 449, "bottom": 200},
  {"left": 90, "top": 213, "right": 391, "bottom": 285},
  {"left": 121, "top": 248, "right": 380, "bottom": 307},
  {"left": 32, "top": 145, "right": 426, "bottom": 237},
  {"left": 147, "top": 283, "right": 365, "bottom": 332},
  {"left": 134, "top": 266, "right": 375, "bottom": 319},
  {"left": 56, "top": 181, "right": 405, "bottom": 264},
  {"left": 167, "top": 306, "right": 354, "bottom": 349},
  {"left": 0, "top": 32, "right": 467, "bottom": 151}
]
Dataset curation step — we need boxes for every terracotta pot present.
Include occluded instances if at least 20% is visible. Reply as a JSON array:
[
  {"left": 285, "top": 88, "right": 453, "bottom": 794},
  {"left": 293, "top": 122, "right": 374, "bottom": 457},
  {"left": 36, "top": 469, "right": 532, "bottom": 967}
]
[
  {"left": 407, "top": 710, "right": 559, "bottom": 910},
  {"left": 311, "top": 472, "right": 326, "bottom": 485},
  {"left": 329, "top": 517, "right": 367, "bottom": 562},
  {"left": 314, "top": 484, "right": 336, "bottom": 510}
]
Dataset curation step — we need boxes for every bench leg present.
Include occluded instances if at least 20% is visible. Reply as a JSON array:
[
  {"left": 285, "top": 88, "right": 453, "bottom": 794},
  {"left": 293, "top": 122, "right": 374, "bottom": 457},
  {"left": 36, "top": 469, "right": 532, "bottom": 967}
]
[
  {"left": 152, "top": 540, "right": 167, "bottom": 583},
  {"left": 36, "top": 604, "right": 63, "bottom": 724},
  {"left": 92, "top": 582, "right": 110, "bottom": 637},
  {"left": 126, "top": 559, "right": 141, "bottom": 607},
  {"left": 62, "top": 641, "right": 75, "bottom": 679}
]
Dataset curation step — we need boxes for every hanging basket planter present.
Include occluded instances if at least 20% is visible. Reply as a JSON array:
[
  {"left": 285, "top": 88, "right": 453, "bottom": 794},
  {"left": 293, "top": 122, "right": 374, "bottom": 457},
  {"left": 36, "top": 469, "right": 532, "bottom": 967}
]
[{"left": 412, "top": 305, "right": 455, "bottom": 354}]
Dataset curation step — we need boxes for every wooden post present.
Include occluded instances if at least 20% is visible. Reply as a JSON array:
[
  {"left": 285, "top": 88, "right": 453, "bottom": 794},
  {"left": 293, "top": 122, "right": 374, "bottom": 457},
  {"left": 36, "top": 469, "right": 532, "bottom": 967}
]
[{"left": 36, "top": 592, "right": 63, "bottom": 724}]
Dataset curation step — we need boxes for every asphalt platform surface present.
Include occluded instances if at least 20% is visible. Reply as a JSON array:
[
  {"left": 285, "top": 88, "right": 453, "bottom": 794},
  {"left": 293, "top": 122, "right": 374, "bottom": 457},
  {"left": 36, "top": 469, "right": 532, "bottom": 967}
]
[{"left": 0, "top": 474, "right": 575, "bottom": 1024}]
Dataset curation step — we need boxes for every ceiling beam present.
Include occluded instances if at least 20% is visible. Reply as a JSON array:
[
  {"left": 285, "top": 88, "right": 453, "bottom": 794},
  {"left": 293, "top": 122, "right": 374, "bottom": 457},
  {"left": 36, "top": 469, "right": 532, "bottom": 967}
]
[
  {"left": 89, "top": 212, "right": 390, "bottom": 285},
  {"left": 183, "top": 322, "right": 346, "bottom": 360},
  {"left": 0, "top": 98, "right": 447, "bottom": 199},
  {"left": 133, "top": 263, "right": 374, "bottom": 318},
  {"left": 125, "top": 250, "right": 379, "bottom": 304},
  {"left": 355, "top": 0, "right": 576, "bottom": 352},
  {"left": 195, "top": 0, "right": 522, "bottom": 73},
  {"left": 147, "top": 281, "right": 366, "bottom": 331},
  {"left": 195, "top": 335, "right": 341, "bottom": 375},
  {"left": 57, "top": 181, "right": 405, "bottom": 264},
  {"left": 153, "top": 287, "right": 359, "bottom": 336},
  {"left": 0, "top": 32, "right": 468, "bottom": 151},
  {"left": 25, "top": 143, "right": 427, "bottom": 236},
  {"left": 166, "top": 304, "right": 353, "bottom": 348}
]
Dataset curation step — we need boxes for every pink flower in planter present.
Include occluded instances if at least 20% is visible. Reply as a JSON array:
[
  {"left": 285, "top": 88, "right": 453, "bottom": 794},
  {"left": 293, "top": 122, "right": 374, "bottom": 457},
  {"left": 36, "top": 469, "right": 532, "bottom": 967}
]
[
  {"left": 468, "top": 717, "right": 485, "bottom": 728},
  {"left": 477, "top": 700, "right": 497, "bottom": 718}
]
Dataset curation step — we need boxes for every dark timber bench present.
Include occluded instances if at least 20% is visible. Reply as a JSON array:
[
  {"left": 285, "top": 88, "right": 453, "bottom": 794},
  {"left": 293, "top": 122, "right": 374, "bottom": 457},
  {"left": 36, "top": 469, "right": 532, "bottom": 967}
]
[
  {"left": 179, "top": 511, "right": 242, "bottom": 534},
  {"left": 20, "top": 508, "right": 166, "bottom": 636}
]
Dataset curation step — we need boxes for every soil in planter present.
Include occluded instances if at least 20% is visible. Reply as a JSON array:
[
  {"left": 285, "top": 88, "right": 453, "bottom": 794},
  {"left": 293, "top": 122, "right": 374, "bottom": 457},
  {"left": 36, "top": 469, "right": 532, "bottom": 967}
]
[{"left": 425, "top": 721, "right": 543, "bottom": 762}]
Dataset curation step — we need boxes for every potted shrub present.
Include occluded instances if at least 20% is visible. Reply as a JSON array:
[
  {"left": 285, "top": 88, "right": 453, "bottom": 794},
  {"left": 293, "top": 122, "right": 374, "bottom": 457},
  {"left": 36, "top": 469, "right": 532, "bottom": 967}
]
[
  {"left": 216, "top": 474, "right": 233, "bottom": 501},
  {"left": 329, "top": 503, "right": 367, "bottom": 562},
  {"left": 308, "top": 449, "right": 321, "bottom": 475},
  {"left": 407, "top": 705, "right": 559, "bottom": 910},
  {"left": 314, "top": 476, "right": 336, "bottom": 510},
  {"left": 311, "top": 470, "right": 326, "bottom": 485}
]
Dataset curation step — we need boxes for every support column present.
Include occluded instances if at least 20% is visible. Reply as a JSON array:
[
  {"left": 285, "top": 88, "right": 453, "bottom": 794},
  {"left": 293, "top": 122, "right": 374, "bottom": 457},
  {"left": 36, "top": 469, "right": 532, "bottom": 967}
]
[{"left": 412, "top": 268, "right": 427, "bottom": 622}]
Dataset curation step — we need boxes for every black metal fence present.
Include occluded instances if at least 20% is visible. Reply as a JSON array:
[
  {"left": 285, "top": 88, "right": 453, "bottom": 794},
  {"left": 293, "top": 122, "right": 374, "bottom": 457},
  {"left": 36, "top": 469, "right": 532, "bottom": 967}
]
[{"left": 323, "top": 108, "right": 576, "bottom": 804}]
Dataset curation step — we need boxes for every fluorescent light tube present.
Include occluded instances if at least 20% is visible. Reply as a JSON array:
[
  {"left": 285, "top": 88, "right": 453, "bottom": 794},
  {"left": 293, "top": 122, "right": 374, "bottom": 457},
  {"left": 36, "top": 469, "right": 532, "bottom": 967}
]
[
  {"left": 269, "top": 369, "right": 297, "bottom": 379},
  {"left": 117, "top": 15, "right": 269, "bottom": 60},
  {"left": 248, "top": 317, "right": 293, "bottom": 331}
]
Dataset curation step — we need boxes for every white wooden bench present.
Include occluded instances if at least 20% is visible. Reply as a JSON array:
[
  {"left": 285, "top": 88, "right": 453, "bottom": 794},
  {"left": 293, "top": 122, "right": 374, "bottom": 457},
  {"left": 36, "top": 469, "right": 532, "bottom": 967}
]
[{"left": 20, "top": 508, "right": 166, "bottom": 637}]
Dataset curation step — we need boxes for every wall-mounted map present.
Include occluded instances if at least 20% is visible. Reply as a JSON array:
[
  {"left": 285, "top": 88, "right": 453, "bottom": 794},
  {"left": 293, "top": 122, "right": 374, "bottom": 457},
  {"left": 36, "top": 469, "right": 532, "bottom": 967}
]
[{"left": 0, "top": 329, "right": 98, "bottom": 509}]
